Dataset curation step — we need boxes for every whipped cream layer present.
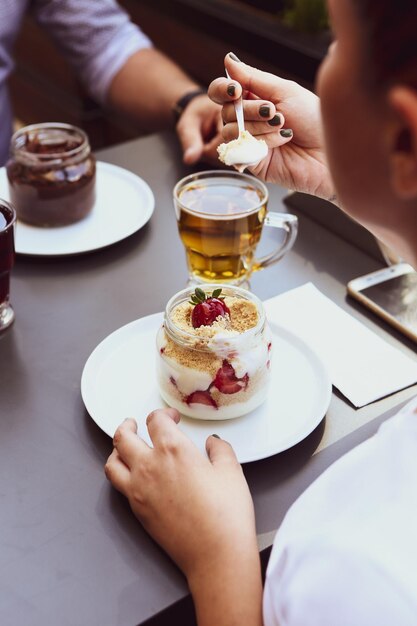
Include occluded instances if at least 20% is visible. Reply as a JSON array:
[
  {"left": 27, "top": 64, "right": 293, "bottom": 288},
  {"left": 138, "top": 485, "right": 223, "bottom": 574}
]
[
  {"left": 158, "top": 384, "right": 270, "bottom": 420},
  {"left": 217, "top": 130, "right": 268, "bottom": 170}
]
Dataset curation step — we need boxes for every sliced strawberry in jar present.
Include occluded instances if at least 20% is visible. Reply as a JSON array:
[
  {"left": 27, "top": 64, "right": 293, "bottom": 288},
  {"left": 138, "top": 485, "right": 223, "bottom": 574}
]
[
  {"left": 186, "top": 390, "right": 218, "bottom": 408},
  {"left": 212, "top": 360, "right": 249, "bottom": 394}
]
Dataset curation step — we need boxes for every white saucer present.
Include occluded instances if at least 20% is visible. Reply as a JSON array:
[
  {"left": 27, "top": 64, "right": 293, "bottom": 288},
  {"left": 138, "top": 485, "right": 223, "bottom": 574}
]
[
  {"left": 81, "top": 312, "right": 332, "bottom": 463},
  {"left": 0, "top": 162, "right": 154, "bottom": 256}
]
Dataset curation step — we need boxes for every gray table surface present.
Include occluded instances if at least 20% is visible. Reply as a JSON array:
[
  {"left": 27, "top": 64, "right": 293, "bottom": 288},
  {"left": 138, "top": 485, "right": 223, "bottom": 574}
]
[{"left": 1, "top": 131, "right": 416, "bottom": 626}]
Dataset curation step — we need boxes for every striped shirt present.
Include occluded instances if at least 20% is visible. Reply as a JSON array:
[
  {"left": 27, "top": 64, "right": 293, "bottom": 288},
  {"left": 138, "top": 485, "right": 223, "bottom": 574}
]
[{"left": 0, "top": 0, "right": 152, "bottom": 164}]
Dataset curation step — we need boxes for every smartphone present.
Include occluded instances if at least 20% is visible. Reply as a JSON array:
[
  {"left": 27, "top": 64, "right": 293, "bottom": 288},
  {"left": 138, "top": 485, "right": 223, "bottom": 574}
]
[{"left": 347, "top": 263, "right": 417, "bottom": 343}]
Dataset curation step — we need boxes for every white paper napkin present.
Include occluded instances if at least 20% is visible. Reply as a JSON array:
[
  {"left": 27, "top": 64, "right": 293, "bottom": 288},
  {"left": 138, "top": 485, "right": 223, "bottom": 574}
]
[{"left": 264, "top": 283, "right": 417, "bottom": 407}]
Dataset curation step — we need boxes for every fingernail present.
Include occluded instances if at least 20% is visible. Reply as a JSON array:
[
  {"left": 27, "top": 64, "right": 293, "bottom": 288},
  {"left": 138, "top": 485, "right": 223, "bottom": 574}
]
[
  {"left": 259, "top": 105, "right": 270, "bottom": 118},
  {"left": 227, "top": 84, "right": 236, "bottom": 97},
  {"left": 268, "top": 114, "right": 282, "bottom": 127},
  {"left": 212, "top": 434, "right": 221, "bottom": 439},
  {"left": 228, "top": 52, "right": 241, "bottom": 62},
  {"left": 280, "top": 128, "right": 293, "bottom": 138}
]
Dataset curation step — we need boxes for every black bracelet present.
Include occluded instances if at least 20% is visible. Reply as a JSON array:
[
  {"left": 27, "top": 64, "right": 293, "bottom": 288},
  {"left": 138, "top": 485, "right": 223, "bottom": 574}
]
[{"left": 173, "top": 89, "right": 206, "bottom": 122}]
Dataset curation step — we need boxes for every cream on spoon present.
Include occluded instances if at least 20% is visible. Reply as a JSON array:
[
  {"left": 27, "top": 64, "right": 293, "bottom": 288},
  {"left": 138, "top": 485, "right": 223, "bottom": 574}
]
[{"left": 217, "top": 70, "right": 268, "bottom": 171}]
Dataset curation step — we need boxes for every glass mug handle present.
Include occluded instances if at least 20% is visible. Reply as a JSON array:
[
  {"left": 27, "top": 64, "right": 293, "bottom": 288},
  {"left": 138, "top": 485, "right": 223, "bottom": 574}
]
[{"left": 253, "top": 212, "right": 298, "bottom": 271}]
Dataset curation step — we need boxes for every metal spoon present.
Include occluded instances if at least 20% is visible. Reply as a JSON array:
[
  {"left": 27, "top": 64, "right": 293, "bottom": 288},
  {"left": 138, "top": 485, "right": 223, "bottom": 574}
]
[{"left": 226, "top": 69, "right": 245, "bottom": 134}]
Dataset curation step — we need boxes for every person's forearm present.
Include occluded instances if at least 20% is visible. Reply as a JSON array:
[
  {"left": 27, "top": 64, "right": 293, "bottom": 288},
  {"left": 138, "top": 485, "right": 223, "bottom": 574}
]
[
  {"left": 188, "top": 541, "right": 264, "bottom": 626},
  {"left": 107, "top": 48, "right": 200, "bottom": 129}
]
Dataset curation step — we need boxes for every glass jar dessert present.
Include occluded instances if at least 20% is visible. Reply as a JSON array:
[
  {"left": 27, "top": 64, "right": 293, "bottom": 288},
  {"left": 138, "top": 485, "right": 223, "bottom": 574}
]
[
  {"left": 6, "top": 123, "right": 96, "bottom": 227},
  {"left": 156, "top": 284, "right": 272, "bottom": 420}
]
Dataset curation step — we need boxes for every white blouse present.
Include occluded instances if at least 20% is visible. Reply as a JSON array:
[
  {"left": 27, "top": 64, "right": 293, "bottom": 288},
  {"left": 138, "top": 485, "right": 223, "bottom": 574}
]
[{"left": 264, "top": 396, "right": 417, "bottom": 626}]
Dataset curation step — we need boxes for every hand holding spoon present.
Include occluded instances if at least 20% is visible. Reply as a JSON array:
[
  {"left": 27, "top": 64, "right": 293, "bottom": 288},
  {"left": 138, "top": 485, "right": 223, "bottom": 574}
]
[{"left": 218, "top": 70, "right": 268, "bottom": 170}]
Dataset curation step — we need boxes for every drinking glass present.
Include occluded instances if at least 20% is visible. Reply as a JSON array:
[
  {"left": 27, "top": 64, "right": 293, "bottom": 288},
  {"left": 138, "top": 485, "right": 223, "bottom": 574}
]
[
  {"left": 174, "top": 170, "right": 298, "bottom": 285},
  {"left": 0, "top": 199, "right": 16, "bottom": 331}
]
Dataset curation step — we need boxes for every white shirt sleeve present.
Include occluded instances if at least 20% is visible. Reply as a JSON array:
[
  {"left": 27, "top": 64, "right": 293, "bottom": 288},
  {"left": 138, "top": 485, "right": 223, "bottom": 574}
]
[
  {"left": 32, "top": 0, "right": 152, "bottom": 103},
  {"left": 263, "top": 396, "right": 417, "bottom": 626},
  {"left": 264, "top": 542, "right": 417, "bottom": 626}
]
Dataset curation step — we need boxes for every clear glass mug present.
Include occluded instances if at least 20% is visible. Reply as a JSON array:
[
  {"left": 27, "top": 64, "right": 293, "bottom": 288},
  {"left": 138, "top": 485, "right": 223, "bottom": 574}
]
[{"left": 174, "top": 170, "right": 298, "bottom": 285}]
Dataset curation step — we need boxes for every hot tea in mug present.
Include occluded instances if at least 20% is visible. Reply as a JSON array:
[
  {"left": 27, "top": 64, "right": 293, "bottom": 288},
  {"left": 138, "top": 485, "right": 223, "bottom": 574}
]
[{"left": 174, "top": 171, "right": 298, "bottom": 285}]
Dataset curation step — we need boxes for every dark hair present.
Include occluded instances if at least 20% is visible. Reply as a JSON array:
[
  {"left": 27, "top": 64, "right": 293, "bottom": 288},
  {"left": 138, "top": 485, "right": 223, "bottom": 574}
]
[{"left": 354, "top": 0, "right": 417, "bottom": 90}]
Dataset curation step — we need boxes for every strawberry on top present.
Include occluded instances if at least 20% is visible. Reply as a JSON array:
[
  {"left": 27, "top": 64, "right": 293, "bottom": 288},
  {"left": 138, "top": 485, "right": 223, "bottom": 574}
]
[{"left": 190, "top": 287, "right": 231, "bottom": 328}]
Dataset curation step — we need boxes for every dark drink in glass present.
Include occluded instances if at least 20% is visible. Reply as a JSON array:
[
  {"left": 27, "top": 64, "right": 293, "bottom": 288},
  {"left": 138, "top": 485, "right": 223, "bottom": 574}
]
[{"left": 0, "top": 200, "right": 16, "bottom": 331}]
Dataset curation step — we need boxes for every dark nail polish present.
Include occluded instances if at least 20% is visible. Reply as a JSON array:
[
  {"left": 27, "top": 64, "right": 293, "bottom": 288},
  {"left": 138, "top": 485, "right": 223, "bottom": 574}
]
[
  {"left": 227, "top": 84, "right": 236, "bottom": 97},
  {"left": 228, "top": 52, "right": 241, "bottom": 62},
  {"left": 212, "top": 434, "right": 221, "bottom": 439},
  {"left": 259, "top": 105, "right": 270, "bottom": 118},
  {"left": 268, "top": 114, "right": 282, "bottom": 127},
  {"left": 280, "top": 128, "right": 293, "bottom": 138}
]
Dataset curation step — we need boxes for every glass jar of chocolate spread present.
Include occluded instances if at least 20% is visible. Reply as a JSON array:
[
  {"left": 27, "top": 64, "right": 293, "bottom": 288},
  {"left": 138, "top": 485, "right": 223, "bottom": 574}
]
[{"left": 6, "top": 123, "right": 96, "bottom": 227}]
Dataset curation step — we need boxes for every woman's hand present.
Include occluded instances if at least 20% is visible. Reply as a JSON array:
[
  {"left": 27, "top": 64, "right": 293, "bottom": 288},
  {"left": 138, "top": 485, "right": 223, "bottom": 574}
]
[
  {"left": 105, "top": 409, "right": 258, "bottom": 580},
  {"left": 208, "top": 53, "right": 336, "bottom": 201},
  {"left": 105, "top": 410, "right": 263, "bottom": 626}
]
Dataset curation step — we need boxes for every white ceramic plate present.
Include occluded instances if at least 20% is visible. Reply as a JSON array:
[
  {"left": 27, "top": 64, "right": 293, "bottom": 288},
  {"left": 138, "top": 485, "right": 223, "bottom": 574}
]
[
  {"left": 0, "top": 162, "right": 154, "bottom": 256},
  {"left": 81, "top": 313, "right": 332, "bottom": 463}
]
